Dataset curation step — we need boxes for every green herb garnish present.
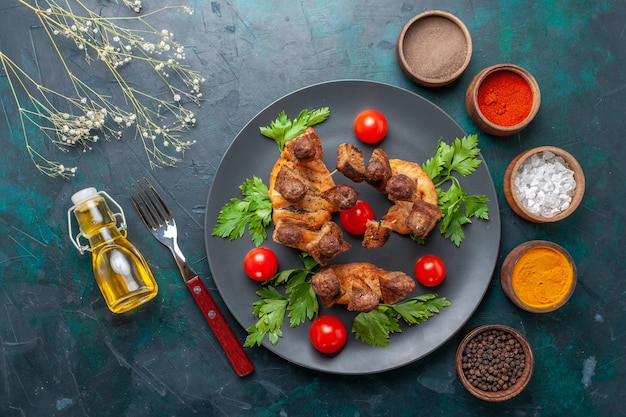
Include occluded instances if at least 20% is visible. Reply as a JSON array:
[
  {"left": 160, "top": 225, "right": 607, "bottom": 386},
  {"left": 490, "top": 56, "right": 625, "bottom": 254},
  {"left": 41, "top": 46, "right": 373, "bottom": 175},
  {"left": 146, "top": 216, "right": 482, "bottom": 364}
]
[
  {"left": 244, "top": 253, "right": 450, "bottom": 348},
  {"left": 422, "top": 134, "right": 490, "bottom": 246},
  {"left": 211, "top": 176, "right": 273, "bottom": 246},
  {"left": 352, "top": 294, "right": 451, "bottom": 348},
  {"left": 260, "top": 107, "right": 330, "bottom": 151},
  {"left": 213, "top": 108, "right": 330, "bottom": 247},
  {"left": 244, "top": 254, "right": 319, "bottom": 346}
]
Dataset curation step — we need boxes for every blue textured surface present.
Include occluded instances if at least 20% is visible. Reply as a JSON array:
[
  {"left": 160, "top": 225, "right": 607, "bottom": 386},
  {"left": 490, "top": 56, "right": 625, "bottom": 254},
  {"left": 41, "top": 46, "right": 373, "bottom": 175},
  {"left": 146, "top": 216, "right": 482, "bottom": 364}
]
[{"left": 1, "top": 0, "right": 624, "bottom": 416}]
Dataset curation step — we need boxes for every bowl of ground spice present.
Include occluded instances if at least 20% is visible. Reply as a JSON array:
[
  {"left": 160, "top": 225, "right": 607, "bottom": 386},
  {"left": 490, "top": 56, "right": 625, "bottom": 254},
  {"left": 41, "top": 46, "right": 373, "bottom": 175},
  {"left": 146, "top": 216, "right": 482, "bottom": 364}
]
[
  {"left": 456, "top": 324, "right": 534, "bottom": 401},
  {"left": 396, "top": 10, "right": 472, "bottom": 87},
  {"left": 501, "top": 240, "right": 577, "bottom": 313},
  {"left": 504, "top": 146, "right": 585, "bottom": 222},
  {"left": 465, "top": 64, "right": 540, "bottom": 136}
]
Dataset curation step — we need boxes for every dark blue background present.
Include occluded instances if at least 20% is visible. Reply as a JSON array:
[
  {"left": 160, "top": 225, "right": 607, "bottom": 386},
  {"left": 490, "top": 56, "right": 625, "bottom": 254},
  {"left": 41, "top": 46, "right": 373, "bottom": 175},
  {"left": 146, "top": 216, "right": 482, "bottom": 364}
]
[{"left": 1, "top": 1, "right": 623, "bottom": 416}]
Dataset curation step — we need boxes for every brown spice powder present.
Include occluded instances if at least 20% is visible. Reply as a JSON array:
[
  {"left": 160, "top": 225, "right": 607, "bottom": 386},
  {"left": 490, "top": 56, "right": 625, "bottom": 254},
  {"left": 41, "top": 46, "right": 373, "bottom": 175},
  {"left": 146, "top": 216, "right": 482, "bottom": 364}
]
[{"left": 402, "top": 16, "right": 469, "bottom": 80}]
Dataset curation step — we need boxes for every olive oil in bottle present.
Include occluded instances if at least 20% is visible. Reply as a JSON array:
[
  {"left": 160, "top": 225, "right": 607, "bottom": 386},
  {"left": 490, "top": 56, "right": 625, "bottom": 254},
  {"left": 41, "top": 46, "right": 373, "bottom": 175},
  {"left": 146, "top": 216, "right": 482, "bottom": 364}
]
[{"left": 68, "top": 188, "right": 158, "bottom": 314}]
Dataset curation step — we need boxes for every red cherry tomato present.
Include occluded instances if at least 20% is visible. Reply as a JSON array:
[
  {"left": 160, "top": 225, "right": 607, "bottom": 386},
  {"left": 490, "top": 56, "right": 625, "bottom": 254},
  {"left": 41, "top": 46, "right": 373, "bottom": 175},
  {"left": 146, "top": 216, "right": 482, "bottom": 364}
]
[
  {"left": 414, "top": 254, "right": 446, "bottom": 287},
  {"left": 339, "top": 200, "right": 375, "bottom": 235},
  {"left": 243, "top": 247, "right": 278, "bottom": 281},
  {"left": 309, "top": 315, "right": 347, "bottom": 354},
  {"left": 354, "top": 109, "right": 388, "bottom": 144}
]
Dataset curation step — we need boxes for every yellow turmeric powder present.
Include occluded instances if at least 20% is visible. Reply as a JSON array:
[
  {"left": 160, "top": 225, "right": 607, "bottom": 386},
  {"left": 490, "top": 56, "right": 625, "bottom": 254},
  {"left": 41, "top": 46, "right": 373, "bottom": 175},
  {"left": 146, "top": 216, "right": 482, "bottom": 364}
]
[{"left": 511, "top": 246, "right": 574, "bottom": 309}]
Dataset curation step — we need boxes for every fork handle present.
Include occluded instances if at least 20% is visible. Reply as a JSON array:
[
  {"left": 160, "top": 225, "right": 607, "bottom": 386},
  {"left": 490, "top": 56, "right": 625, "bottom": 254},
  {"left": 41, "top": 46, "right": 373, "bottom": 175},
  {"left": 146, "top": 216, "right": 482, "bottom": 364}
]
[{"left": 185, "top": 276, "right": 254, "bottom": 377}]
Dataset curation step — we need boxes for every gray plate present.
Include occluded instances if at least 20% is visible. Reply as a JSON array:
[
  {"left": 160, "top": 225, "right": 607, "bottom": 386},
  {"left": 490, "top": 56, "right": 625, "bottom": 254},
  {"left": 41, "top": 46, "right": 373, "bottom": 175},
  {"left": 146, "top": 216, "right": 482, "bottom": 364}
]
[{"left": 204, "top": 80, "right": 501, "bottom": 374}]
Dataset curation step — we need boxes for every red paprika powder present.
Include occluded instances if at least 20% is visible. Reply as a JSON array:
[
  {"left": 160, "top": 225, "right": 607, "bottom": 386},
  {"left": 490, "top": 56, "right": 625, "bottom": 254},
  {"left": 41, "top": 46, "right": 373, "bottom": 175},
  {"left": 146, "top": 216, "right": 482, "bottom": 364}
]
[{"left": 477, "top": 70, "right": 533, "bottom": 126}]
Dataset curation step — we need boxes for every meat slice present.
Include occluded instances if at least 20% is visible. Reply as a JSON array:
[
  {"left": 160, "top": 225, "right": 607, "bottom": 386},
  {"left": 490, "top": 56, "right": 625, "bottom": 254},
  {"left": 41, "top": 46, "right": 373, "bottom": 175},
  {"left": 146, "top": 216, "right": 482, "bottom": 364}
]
[
  {"left": 272, "top": 220, "right": 350, "bottom": 265},
  {"left": 275, "top": 165, "right": 307, "bottom": 203},
  {"left": 377, "top": 158, "right": 440, "bottom": 240},
  {"left": 365, "top": 148, "right": 392, "bottom": 192},
  {"left": 321, "top": 184, "right": 359, "bottom": 210},
  {"left": 283, "top": 127, "right": 323, "bottom": 162},
  {"left": 381, "top": 199, "right": 441, "bottom": 239},
  {"left": 311, "top": 268, "right": 342, "bottom": 299},
  {"left": 347, "top": 277, "right": 381, "bottom": 312},
  {"left": 336, "top": 143, "right": 366, "bottom": 182},
  {"left": 379, "top": 271, "right": 416, "bottom": 304},
  {"left": 385, "top": 174, "right": 416, "bottom": 201},
  {"left": 362, "top": 219, "right": 392, "bottom": 249},
  {"left": 312, "top": 263, "right": 415, "bottom": 312},
  {"left": 405, "top": 199, "right": 442, "bottom": 238},
  {"left": 381, "top": 202, "right": 414, "bottom": 235},
  {"left": 388, "top": 159, "right": 438, "bottom": 205}
]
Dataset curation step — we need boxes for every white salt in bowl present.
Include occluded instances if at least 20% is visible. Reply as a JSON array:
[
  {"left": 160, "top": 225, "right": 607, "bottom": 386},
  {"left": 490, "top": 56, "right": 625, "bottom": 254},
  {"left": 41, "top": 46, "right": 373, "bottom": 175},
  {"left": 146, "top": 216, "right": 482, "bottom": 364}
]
[{"left": 504, "top": 146, "right": 585, "bottom": 223}]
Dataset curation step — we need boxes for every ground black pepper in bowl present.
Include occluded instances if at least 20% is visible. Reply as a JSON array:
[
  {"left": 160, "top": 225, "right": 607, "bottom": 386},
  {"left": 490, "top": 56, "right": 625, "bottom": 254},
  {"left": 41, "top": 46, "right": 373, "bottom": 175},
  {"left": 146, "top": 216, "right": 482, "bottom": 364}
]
[{"left": 455, "top": 325, "right": 534, "bottom": 401}]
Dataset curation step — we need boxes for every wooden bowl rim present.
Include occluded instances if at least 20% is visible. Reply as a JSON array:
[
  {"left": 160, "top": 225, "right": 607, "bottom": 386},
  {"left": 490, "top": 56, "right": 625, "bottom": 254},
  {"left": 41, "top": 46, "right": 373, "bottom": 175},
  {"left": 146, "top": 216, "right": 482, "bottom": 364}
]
[
  {"left": 505, "top": 146, "right": 585, "bottom": 222},
  {"left": 467, "top": 63, "right": 541, "bottom": 133},
  {"left": 501, "top": 240, "right": 578, "bottom": 313},
  {"left": 456, "top": 324, "right": 534, "bottom": 401},
  {"left": 396, "top": 10, "right": 472, "bottom": 87}
]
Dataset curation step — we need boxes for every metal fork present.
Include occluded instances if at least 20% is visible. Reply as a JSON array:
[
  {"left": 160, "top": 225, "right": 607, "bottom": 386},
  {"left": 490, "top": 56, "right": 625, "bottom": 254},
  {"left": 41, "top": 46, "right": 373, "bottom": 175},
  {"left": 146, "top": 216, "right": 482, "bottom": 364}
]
[{"left": 129, "top": 179, "right": 254, "bottom": 377}]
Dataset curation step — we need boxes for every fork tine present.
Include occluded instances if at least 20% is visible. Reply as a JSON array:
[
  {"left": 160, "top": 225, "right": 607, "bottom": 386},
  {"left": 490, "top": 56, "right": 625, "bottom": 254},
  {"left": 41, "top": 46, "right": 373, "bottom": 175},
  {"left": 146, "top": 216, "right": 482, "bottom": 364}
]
[
  {"left": 128, "top": 186, "right": 154, "bottom": 231},
  {"left": 128, "top": 179, "right": 168, "bottom": 231},
  {"left": 142, "top": 179, "right": 173, "bottom": 222},
  {"left": 136, "top": 181, "right": 163, "bottom": 227}
]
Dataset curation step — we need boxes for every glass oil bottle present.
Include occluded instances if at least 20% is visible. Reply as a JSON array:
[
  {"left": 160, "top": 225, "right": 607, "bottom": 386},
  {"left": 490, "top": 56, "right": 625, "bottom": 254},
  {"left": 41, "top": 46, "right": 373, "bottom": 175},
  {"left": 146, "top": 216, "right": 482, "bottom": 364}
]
[{"left": 68, "top": 187, "right": 158, "bottom": 314}]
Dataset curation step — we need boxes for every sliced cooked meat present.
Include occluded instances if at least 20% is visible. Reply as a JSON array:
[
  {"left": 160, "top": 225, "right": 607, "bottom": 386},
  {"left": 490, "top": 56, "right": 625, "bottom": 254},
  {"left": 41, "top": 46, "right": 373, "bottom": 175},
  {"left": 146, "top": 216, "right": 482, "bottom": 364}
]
[
  {"left": 362, "top": 219, "right": 392, "bottom": 249},
  {"left": 283, "top": 127, "right": 323, "bottom": 162},
  {"left": 365, "top": 148, "right": 392, "bottom": 192},
  {"left": 348, "top": 279, "right": 380, "bottom": 313},
  {"left": 336, "top": 143, "right": 366, "bottom": 182},
  {"left": 275, "top": 166, "right": 307, "bottom": 202},
  {"left": 405, "top": 199, "right": 442, "bottom": 238},
  {"left": 385, "top": 173, "right": 416, "bottom": 201},
  {"left": 379, "top": 271, "right": 416, "bottom": 304},
  {"left": 388, "top": 159, "right": 438, "bottom": 205},
  {"left": 311, "top": 268, "right": 341, "bottom": 298},
  {"left": 321, "top": 184, "right": 359, "bottom": 210},
  {"left": 318, "top": 234, "right": 342, "bottom": 257},
  {"left": 293, "top": 137, "right": 319, "bottom": 161},
  {"left": 272, "top": 220, "right": 350, "bottom": 265},
  {"left": 312, "top": 263, "right": 415, "bottom": 312},
  {"left": 273, "top": 223, "right": 303, "bottom": 246}
]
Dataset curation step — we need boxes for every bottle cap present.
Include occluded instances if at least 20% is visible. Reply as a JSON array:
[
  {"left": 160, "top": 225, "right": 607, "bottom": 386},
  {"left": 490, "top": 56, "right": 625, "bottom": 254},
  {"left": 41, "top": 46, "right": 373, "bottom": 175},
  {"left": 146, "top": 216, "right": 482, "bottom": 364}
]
[{"left": 71, "top": 187, "right": 98, "bottom": 205}]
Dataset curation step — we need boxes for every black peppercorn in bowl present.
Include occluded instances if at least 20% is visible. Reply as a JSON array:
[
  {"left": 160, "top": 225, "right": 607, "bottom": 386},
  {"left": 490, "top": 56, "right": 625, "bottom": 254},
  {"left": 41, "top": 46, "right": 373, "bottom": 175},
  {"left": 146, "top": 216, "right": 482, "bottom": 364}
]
[{"left": 455, "top": 324, "right": 534, "bottom": 401}]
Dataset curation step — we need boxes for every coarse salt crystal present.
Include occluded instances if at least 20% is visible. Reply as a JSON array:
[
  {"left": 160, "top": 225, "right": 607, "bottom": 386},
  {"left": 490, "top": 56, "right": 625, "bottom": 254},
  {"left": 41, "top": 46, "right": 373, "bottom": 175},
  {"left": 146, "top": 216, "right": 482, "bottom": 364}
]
[{"left": 514, "top": 151, "right": 576, "bottom": 218}]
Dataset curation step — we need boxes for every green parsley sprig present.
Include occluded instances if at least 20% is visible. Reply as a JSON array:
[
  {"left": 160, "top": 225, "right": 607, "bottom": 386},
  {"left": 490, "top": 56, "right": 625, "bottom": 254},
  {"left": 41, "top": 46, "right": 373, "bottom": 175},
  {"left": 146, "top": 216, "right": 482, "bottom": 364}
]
[
  {"left": 353, "top": 294, "right": 451, "bottom": 348},
  {"left": 244, "top": 253, "right": 451, "bottom": 348},
  {"left": 211, "top": 176, "right": 273, "bottom": 246},
  {"left": 213, "top": 108, "right": 330, "bottom": 247},
  {"left": 244, "top": 254, "right": 319, "bottom": 346},
  {"left": 260, "top": 108, "right": 330, "bottom": 151},
  {"left": 422, "top": 134, "right": 490, "bottom": 246}
]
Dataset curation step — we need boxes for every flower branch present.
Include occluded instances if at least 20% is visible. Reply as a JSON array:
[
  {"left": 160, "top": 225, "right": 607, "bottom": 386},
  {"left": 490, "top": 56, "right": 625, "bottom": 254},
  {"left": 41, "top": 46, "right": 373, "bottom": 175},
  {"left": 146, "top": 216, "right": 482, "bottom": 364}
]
[{"left": 1, "top": 0, "right": 204, "bottom": 177}]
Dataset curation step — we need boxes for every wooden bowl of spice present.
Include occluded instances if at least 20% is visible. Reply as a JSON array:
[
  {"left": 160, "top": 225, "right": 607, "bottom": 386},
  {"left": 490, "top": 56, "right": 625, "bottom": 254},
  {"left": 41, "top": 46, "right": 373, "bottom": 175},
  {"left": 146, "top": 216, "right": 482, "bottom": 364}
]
[
  {"left": 465, "top": 64, "right": 540, "bottom": 136},
  {"left": 504, "top": 146, "right": 585, "bottom": 222},
  {"left": 501, "top": 240, "right": 577, "bottom": 313},
  {"left": 456, "top": 324, "right": 534, "bottom": 401},
  {"left": 396, "top": 10, "right": 472, "bottom": 87}
]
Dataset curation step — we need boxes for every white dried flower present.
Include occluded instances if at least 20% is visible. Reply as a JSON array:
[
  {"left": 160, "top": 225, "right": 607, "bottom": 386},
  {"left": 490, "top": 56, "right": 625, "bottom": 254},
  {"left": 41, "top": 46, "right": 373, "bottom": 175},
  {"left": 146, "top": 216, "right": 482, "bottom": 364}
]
[{"left": 2, "top": 1, "right": 205, "bottom": 177}]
